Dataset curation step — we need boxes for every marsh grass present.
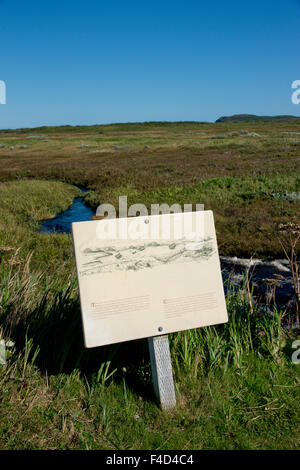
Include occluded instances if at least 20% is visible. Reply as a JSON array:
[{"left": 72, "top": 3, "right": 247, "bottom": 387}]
[
  {"left": 0, "top": 261, "right": 299, "bottom": 449},
  {"left": 1, "top": 121, "right": 299, "bottom": 258},
  {"left": 0, "top": 292, "right": 299, "bottom": 450},
  {"left": 85, "top": 174, "right": 300, "bottom": 257}
]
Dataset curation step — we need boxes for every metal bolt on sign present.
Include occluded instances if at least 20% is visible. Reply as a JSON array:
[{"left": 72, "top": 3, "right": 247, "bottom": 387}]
[{"left": 148, "top": 334, "right": 176, "bottom": 410}]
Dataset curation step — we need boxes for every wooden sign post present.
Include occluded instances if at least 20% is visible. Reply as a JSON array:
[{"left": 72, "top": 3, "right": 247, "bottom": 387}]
[{"left": 72, "top": 211, "right": 228, "bottom": 410}]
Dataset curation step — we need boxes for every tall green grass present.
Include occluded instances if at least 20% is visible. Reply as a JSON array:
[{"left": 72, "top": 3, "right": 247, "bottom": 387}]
[
  {"left": 0, "top": 252, "right": 294, "bottom": 379},
  {"left": 0, "top": 260, "right": 299, "bottom": 449}
]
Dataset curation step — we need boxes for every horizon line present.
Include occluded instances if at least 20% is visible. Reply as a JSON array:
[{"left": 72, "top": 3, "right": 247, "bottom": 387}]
[{"left": 1, "top": 114, "right": 300, "bottom": 132}]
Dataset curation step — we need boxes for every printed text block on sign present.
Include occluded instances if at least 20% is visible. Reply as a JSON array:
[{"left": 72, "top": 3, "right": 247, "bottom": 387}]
[{"left": 72, "top": 210, "right": 228, "bottom": 348}]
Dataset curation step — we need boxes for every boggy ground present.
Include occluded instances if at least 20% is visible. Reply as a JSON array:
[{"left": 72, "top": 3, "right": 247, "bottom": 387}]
[{"left": 1, "top": 120, "right": 299, "bottom": 257}]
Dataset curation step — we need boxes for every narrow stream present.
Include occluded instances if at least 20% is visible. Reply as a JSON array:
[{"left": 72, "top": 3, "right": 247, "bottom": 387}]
[{"left": 39, "top": 188, "right": 94, "bottom": 234}]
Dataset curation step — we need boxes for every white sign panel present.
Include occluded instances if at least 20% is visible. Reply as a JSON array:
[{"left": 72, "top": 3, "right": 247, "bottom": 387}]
[{"left": 72, "top": 211, "right": 228, "bottom": 348}]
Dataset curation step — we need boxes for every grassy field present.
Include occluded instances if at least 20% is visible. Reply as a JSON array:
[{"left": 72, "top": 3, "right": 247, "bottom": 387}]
[
  {"left": 1, "top": 120, "right": 300, "bottom": 256},
  {"left": 0, "top": 121, "right": 300, "bottom": 450}
]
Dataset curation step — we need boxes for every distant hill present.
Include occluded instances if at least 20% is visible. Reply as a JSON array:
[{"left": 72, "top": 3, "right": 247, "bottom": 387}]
[{"left": 216, "top": 114, "right": 300, "bottom": 123}]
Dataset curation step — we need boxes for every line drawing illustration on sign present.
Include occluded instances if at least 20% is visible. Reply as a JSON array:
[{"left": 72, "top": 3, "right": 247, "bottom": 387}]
[{"left": 79, "top": 237, "right": 215, "bottom": 276}]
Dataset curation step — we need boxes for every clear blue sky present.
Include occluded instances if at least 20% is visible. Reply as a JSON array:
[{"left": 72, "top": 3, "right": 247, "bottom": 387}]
[{"left": 0, "top": 0, "right": 300, "bottom": 128}]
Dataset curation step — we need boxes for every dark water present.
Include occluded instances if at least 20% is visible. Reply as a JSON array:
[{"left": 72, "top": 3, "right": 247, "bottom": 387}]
[
  {"left": 39, "top": 188, "right": 95, "bottom": 234},
  {"left": 220, "top": 256, "right": 297, "bottom": 314}
]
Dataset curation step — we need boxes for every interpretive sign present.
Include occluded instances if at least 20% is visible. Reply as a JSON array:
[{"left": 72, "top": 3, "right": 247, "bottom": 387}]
[{"left": 72, "top": 210, "right": 228, "bottom": 349}]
